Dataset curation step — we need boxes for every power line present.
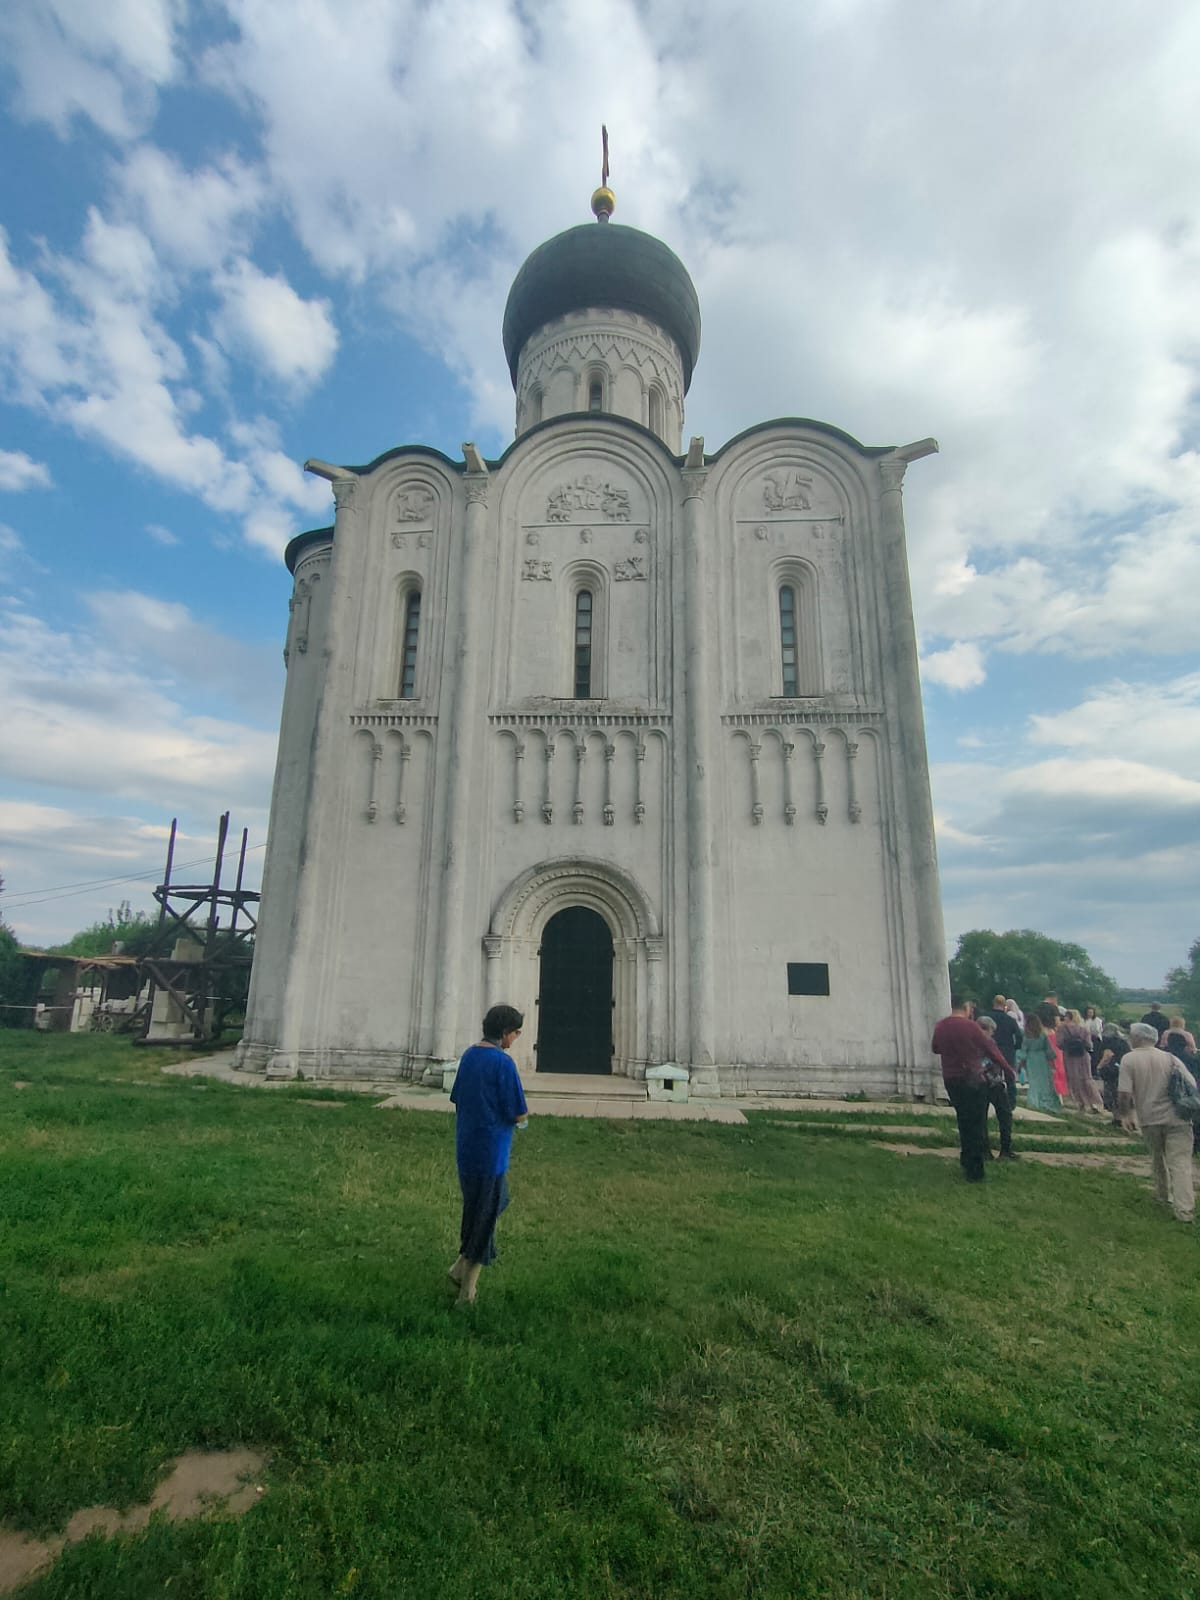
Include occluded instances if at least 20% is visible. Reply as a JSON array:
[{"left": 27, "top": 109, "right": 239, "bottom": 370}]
[{"left": 1, "top": 843, "right": 266, "bottom": 911}]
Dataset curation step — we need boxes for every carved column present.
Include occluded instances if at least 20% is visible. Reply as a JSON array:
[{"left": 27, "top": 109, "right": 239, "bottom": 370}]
[
  {"left": 813, "top": 739, "right": 828, "bottom": 823},
  {"left": 572, "top": 741, "right": 585, "bottom": 824},
  {"left": 542, "top": 738, "right": 555, "bottom": 823},
  {"left": 634, "top": 738, "right": 646, "bottom": 823},
  {"left": 432, "top": 466, "right": 490, "bottom": 1061},
  {"left": 483, "top": 935, "right": 504, "bottom": 1008},
  {"left": 512, "top": 739, "right": 525, "bottom": 824},
  {"left": 603, "top": 741, "right": 615, "bottom": 825},
  {"left": 367, "top": 739, "right": 382, "bottom": 822},
  {"left": 782, "top": 739, "right": 796, "bottom": 825},
  {"left": 645, "top": 935, "right": 665, "bottom": 1066},
  {"left": 395, "top": 738, "right": 410, "bottom": 824},
  {"left": 681, "top": 462, "right": 717, "bottom": 1069},
  {"left": 749, "top": 740, "right": 763, "bottom": 824},
  {"left": 846, "top": 738, "right": 861, "bottom": 823}
]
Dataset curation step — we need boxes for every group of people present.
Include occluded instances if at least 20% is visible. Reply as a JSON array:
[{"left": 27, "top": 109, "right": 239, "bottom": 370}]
[
  {"left": 447, "top": 995, "right": 1199, "bottom": 1311},
  {"left": 932, "top": 994, "right": 1198, "bottom": 1224}
]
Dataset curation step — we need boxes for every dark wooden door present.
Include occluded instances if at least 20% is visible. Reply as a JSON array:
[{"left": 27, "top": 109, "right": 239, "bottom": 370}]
[{"left": 536, "top": 907, "right": 613, "bottom": 1074}]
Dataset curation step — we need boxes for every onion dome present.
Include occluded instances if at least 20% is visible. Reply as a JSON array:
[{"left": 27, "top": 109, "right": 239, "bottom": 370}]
[{"left": 502, "top": 219, "right": 702, "bottom": 392}]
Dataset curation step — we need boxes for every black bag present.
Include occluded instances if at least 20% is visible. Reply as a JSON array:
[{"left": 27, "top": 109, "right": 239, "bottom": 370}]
[
  {"left": 1063, "top": 1035, "right": 1088, "bottom": 1057},
  {"left": 1167, "top": 1062, "right": 1200, "bottom": 1123}
]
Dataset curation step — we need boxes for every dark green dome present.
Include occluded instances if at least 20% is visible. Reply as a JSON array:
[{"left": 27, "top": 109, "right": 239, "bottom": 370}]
[{"left": 502, "top": 222, "right": 701, "bottom": 391}]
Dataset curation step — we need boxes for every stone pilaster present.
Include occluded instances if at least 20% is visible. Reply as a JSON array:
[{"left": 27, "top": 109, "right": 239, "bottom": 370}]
[
  {"left": 680, "top": 459, "right": 716, "bottom": 1069},
  {"left": 431, "top": 463, "right": 490, "bottom": 1062}
]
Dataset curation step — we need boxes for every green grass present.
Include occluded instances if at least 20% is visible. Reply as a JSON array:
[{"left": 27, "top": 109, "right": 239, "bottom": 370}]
[{"left": 1, "top": 1032, "right": 1198, "bottom": 1598}]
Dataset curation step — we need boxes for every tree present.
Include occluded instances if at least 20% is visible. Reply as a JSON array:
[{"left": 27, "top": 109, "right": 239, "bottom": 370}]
[
  {"left": 0, "top": 875, "right": 30, "bottom": 1021},
  {"left": 1164, "top": 938, "right": 1200, "bottom": 1020},
  {"left": 949, "top": 929, "right": 1121, "bottom": 1016},
  {"left": 50, "top": 900, "right": 162, "bottom": 960}
]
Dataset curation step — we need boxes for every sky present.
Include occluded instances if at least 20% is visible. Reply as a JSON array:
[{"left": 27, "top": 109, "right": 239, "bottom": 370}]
[{"left": 0, "top": 0, "right": 1198, "bottom": 990}]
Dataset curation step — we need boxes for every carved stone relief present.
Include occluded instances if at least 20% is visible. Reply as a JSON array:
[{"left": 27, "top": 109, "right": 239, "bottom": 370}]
[
  {"left": 763, "top": 471, "right": 813, "bottom": 512},
  {"left": 522, "top": 559, "right": 553, "bottom": 582},
  {"left": 546, "top": 476, "right": 631, "bottom": 523},
  {"left": 393, "top": 485, "right": 434, "bottom": 523},
  {"left": 614, "top": 556, "right": 646, "bottom": 582}
]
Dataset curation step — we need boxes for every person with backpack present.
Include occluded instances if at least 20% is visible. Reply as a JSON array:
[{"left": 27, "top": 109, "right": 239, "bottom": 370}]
[
  {"left": 1161, "top": 1025, "right": 1200, "bottom": 1156},
  {"left": 1118, "top": 1022, "right": 1198, "bottom": 1223},
  {"left": 1057, "top": 1010, "right": 1105, "bottom": 1113},
  {"left": 1095, "top": 1021, "right": 1130, "bottom": 1125}
]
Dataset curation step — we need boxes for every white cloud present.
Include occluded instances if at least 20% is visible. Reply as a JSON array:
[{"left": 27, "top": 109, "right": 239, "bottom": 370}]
[
  {"left": 213, "top": 260, "right": 339, "bottom": 388},
  {"left": 0, "top": 450, "right": 51, "bottom": 491},
  {"left": 933, "top": 669, "right": 1200, "bottom": 983},
  {"left": 0, "top": 597, "right": 278, "bottom": 809},
  {"left": 145, "top": 522, "right": 179, "bottom": 545},
  {"left": 0, "top": 220, "right": 331, "bottom": 555},
  {"left": 0, "top": 0, "right": 182, "bottom": 141},
  {"left": 921, "top": 641, "right": 987, "bottom": 691},
  {"left": 80, "top": 587, "right": 284, "bottom": 722},
  {"left": 116, "top": 145, "right": 266, "bottom": 270},
  {"left": 1028, "top": 674, "right": 1200, "bottom": 763}
]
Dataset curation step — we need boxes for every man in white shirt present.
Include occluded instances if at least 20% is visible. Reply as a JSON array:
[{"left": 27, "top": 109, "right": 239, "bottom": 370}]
[{"left": 1118, "top": 1022, "right": 1196, "bottom": 1224}]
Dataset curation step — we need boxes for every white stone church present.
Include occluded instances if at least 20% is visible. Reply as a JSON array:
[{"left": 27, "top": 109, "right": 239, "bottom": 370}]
[{"left": 237, "top": 182, "right": 948, "bottom": 1097}]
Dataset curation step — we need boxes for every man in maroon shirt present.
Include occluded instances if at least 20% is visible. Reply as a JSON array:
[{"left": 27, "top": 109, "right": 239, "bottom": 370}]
[{"left": 932, "top": 996, "right": 1015, "bottom": 1182}]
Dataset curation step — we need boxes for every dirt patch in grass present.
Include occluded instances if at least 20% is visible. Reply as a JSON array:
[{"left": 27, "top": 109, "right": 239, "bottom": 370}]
[{"left": 0, "top": 1449, "right": 267, "bottom": 1595}]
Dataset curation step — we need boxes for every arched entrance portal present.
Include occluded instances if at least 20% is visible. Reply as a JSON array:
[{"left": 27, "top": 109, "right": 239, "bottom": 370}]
[
  {"left": 536, "top": 906, "right": 613, "bottom": 1074},
  {"left": 484, "top": 857, "right": 664, "bottom": 1081}
]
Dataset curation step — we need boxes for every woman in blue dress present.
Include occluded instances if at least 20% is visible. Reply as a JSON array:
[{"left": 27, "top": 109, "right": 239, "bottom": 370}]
[
  {"left": 1016, "top": 1012, "right": 1059, "bottom": 1112},
  {"left": 448, "top": 1004, "right": 528, "bottom": 1306}
]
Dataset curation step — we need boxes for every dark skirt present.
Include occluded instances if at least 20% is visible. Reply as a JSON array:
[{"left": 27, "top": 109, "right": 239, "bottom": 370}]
[{"left": 458, "top": 1171, "right": 510, "bottom": 1266}]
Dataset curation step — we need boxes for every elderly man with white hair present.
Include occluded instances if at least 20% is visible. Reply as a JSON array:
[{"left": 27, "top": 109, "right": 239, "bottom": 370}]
[{"left": 1118, "top": 1022, "right": 1197, "bottom": 1224}]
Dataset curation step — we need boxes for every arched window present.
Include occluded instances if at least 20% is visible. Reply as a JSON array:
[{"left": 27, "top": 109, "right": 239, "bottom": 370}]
[
  {"left": 588, "top": 379, "right": 603, "bottom": 413},
  {"left": 647, "top": 386, "right": 664, "bottom": 439},
  {"left": 528, "top": 385, "right": 543, "bottom": 425},
  {"left": 779, "top": 585, "right": 798, "bottom": 696},
  {"left": 574, "top": 589, "right": 594, "bottom": 697},
  {"left": 400, "top": 589, "right": 421, "bottom": 698},
  {"left": 772, "top": 562, "right": 822, "bottom": 697}
]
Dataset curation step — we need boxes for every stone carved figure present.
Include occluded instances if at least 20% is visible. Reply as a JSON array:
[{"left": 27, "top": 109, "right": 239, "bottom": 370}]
[
  {"left": 394, "top": 486, "right": 434, "bottom": 523},
  {"left": 763, "top": 471, "right": 813, "bottom": 512},
  {"left": 546, "top": 475, "right": 631, "bottom": 523},
  {"left": 614, "top": 556, "right": 646, "bottom": 582},
  {"left": 522, "top": 558, "right": 553, "bottom": 582}
]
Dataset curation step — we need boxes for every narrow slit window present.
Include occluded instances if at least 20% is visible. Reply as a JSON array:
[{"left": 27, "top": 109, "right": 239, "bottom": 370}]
[
  {"left": 779, "top": 585, "right": 798, "bottom": 696},
  {"left": 400, "top": 590, "right": 421, "bottom": 698},
  {"left": 529, "top": 386, "right": 543, "bottom": 424},
  {"left": 648, "top": 387, "right": 663, "bottom": 438},
  {"left": 588, "top": 379, "right": 603, "bottom": 412},
  {"left": 574, "top": 589, "right": 593, "bottom": 697}
]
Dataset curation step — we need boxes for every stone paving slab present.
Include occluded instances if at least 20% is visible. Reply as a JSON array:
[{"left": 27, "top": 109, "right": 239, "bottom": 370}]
[{"left": 373, "top": 1091, "right": 746, "bottom": 1124}]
